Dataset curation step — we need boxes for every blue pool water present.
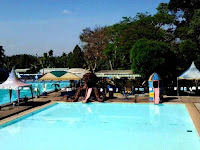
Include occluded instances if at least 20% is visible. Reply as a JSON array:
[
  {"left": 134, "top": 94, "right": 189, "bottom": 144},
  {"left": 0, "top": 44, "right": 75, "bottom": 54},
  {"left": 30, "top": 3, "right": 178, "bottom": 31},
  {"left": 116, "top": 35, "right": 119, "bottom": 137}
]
[
  {"left": 0, "top": 103, "right": 200, "bottom": 150},
  {"left": 0, "top": 81, "right": 69, "bottom": 105}
]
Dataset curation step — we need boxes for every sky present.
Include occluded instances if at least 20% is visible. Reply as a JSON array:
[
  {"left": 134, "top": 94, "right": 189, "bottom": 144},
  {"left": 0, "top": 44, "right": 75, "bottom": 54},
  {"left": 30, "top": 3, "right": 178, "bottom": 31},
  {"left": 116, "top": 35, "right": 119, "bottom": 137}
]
[{"left": 0, "top": 0, "right": 169, "bottom": 56}]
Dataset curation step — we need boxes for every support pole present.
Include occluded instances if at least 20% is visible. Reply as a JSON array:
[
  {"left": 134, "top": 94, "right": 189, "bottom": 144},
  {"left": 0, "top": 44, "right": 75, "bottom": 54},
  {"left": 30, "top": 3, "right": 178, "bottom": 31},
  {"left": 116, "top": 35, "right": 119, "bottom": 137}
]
[
  {"left": 177, "top": 77, "right": 179, "bottom": 96},
  {"left": 16, "top": 89, "right": 20, "bottom": 106},
  {"left": 9, "top": 89, "right": 12, "bottom": 103}
]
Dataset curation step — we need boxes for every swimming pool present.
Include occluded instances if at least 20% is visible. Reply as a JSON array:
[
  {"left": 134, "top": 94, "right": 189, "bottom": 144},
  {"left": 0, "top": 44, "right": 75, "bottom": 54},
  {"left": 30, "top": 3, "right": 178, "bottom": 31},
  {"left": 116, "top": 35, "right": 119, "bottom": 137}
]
[
  {"left": 0, "top": 81, "right": 69, "bottom": 105},
  {"left": 0, "top": 103, "right": 199, "bottom": 150}
]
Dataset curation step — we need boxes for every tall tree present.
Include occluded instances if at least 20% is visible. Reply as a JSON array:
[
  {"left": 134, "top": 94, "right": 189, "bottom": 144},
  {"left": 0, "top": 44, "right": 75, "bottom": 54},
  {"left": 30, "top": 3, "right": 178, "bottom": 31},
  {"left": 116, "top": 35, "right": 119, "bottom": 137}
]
[
  {"left": 130, "top": 39, "right": 176, "bottom": 79},
  {"left": 0, "top": 46, "right": 5, "bottom": 68},
  {"left": 168, "top": 0, "right": 200, "bottom": 41},
  {"left": 80, "top": 27, "right": 109, "bottom": 72},
  {"left": 70, "top": 45, "right": 86, "bottom": 68},
  {"left": 104, "top": 4, "right": 174, "bottom": 70},
  {"left": 168, "top": 0, "right": 200, "bottom": 23},
  {"left": 48, "top": 49, "right": 53, "bottom": 57},
  {"left": 177, "top": 40, "right": 198, "bottom": 71},
  {"left": 67, "top": 52, "right": 73, "bottom": 68}
]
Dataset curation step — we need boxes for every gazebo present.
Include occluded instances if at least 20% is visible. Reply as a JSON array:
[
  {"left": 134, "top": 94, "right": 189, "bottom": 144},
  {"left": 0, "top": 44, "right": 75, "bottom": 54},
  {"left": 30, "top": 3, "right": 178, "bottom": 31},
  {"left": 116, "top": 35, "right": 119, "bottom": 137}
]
[
  {"left": 177, "top": 61, "right": 200, "bottom": 95},
  {"left": 0, "top": 68, "right": 33, "bottom": 104}
]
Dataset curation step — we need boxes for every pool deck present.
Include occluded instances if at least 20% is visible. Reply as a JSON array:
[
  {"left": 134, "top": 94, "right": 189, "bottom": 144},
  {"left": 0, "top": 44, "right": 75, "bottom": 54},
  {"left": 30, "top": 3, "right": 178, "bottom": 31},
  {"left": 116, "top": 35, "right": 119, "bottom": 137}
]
[{"left": 0, "top": 91, "right": 200, "bottom": 137}]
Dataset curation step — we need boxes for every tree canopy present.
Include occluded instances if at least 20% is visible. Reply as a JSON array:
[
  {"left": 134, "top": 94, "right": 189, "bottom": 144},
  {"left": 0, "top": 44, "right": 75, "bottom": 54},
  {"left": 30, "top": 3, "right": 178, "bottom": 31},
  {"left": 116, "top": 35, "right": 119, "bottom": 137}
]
[
  {"left": 1, "top": 0, "right": 200, "bottom": 87},
  {"left": 0, "top": 46, "right": 5, "bottom": 68},
  {"left": 130, "top": 39, "right": 176, "bottom": 79}
]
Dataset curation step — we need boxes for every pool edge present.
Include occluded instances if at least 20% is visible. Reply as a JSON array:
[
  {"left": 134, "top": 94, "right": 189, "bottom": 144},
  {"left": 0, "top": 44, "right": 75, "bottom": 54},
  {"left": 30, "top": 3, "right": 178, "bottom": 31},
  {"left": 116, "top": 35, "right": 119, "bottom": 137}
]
[
  {"left": 0, "top": 101, "right": 58, "bottom": 127},
  {"left": 185, "top": 103, "right": 200, "bottom": 137}
]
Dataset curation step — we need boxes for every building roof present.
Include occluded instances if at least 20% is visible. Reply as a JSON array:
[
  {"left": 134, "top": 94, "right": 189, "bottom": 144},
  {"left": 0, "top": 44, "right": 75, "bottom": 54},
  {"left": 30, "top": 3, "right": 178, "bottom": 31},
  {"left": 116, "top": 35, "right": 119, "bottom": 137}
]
[
  {"left": 39, "top": 68, "right": 69, "bottom": 74},
  {"left": 15, "top": 68, "right": 30, "bottom": 73},
  {"left": 95, "top": 70, "right": 141, "bottom": 79},
  {"left": 68, "top": 68, "right": 91, "bottom": 78}
]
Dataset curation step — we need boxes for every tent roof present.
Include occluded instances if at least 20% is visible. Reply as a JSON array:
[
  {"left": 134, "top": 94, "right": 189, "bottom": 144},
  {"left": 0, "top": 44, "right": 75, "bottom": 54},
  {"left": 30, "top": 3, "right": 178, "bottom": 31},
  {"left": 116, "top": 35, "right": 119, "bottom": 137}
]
[
  {"left": 0, "top": 68, "right": 31, "bottom": 90},
  {"left": 148, "top": 72, "right": 162, "bottom": 81},
  {"left": 50, "top": 71, "right": 67, "bottom": 77},
  {"left": 39, "top": 72, "right": 60, "bottom": 81},
  {"left": 59, "top": 72, "right": 81, "bottom": 80},
  {"left": 178, "top": 61, "right": 200, "bottom": 80}
]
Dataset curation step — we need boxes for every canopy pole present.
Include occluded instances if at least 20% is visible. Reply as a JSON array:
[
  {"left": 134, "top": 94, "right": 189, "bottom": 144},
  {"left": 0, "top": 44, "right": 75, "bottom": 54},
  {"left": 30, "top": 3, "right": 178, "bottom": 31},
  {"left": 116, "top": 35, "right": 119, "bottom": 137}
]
[
  {"left": 177, "top": 77, "right": 179, "bottom": 96},
  {"left": 9, "top": 89, "right": 12, "bottom": 103},
  {"left": 16, "top": 89, "right": 20, "bottom": 106},
  {"left": 30, "top": 86, "right": 33, "bottom": 100},
  {"left": 195, "top": 80, "right": 198, "bottom": 93}
]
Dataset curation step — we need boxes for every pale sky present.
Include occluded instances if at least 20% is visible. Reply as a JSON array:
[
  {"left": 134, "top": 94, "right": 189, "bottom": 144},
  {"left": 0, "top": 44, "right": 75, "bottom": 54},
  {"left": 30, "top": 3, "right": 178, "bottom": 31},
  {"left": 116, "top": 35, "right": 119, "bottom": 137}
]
[{"left": 0, "top": 0, "right": 169, "bottom": 56}]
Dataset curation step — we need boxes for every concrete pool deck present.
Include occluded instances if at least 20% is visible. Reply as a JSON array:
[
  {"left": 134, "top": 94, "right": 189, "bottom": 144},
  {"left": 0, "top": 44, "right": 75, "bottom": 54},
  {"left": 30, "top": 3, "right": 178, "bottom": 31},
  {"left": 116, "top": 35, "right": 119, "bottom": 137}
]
[{"left": 0, "top": 91, "right": 200, "bottom": 137}]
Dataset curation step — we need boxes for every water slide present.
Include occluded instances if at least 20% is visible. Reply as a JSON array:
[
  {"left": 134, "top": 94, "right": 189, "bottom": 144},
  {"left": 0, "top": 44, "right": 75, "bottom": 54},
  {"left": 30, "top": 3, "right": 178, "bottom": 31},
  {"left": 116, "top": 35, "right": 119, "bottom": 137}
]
[
  {"left": 154, "top": 88, "right": 160, "bottom": 104},
  {"left": 82, "top": 88, "right": 92, "bottom": 103}
]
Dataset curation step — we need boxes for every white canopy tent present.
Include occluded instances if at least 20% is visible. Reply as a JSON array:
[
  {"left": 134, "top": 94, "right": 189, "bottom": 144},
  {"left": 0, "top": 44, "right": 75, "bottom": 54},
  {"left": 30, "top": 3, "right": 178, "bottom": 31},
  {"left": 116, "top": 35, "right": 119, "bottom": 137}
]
[
  {"left": 177, "top": 61, "right": 200, "bottom": 95},
  {"left": 0, "top": 68, "right": 33, "bottom": 104}
]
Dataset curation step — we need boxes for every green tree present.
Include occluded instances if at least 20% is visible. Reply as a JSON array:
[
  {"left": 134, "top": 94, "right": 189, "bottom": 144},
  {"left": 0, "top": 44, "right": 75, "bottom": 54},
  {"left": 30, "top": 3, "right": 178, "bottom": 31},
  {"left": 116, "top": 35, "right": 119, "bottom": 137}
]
[
  {"left": 67, "top": 52, "right": 73, "bottom": 68},
  {"left": 0, "top": 46, "right": 5, "bottom": 68},
  {"left": 177, "top": 40, "right": 198, "bottom": 70},
  {"left": 5, "top": 54, "right": 38, "bottom": 71},
  {"left": 48, "top": 49, "right": 53, "bottom": 57},
  {"left": 168, "top": 0, "right": 200, "bottom": 42},
  {"left": 130, "top": 39, "right": 176, "bottom": 79},
  {"left": 70, "top": 45, "right": 86, "bottom": 68},
  {"left": 105, "top": 4, "right": 174, "bottom": 70},
  {"left": 168, "top": 0, "right": 200, "bottom": 23},
  {"left": 187, "top": 9, "right": 200, "bottom": 46}
]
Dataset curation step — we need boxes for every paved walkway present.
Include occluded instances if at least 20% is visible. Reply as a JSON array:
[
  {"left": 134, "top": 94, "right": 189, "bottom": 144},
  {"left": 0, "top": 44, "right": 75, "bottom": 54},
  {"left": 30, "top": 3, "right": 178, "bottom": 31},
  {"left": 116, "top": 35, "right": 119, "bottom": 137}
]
[{"left": 0, "top": 100, "right": 50, "bottom": 120}]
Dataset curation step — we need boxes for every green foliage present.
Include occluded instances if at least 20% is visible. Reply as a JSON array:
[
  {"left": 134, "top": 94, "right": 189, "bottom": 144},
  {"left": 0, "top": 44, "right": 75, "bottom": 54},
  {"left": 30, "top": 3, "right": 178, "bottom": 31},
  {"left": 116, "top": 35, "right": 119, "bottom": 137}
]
[
  {"left": 104, "top": 6, "right": 174, "bottom": 70},
  {"left": 178, "top": 40, "right": 198, "bottom": 68},
  {"left": 0, "top": 46, "right": 5, "bottom": 68},
  {"left": 5, "top": 54, "right": 38, "bottom": 71},
  {"left": 48, "top": 50, "right": 53, "bottom": 57},
  {"left": 130, "top": 39, "right": 176, "bottom": 79},
  {"left": 168, "top": 0, "right": 200, "bottom": 23},
  {"left": 69, "top": 45, "right": 86, "bottom": 68},
  {"left": 188, "top": 9, "right": 200, "bottom": 45}
]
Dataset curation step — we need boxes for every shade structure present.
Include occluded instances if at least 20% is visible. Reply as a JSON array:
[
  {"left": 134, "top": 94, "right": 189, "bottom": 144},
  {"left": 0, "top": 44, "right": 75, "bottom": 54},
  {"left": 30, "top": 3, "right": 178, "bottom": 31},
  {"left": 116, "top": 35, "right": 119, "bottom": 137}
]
[
  {"left": 0, "top": 68, "right": 31, "bottom": 89},
  {"left": 67, "top": 68, "right": 91, "bottom": 78},
  {"left": 59, "top": 72, "right": 81, "bottom": 81},
  {"left": 178, "top": 61, "right": 200, "bottom": 80},
  {"left": 0, "top": 68, "right": 32, "bottom": 104},
  {"left": 39, "top": 72, "right": 60, "bottom": 81},
  {"left": 50, "top": 71, "right": 67, "bottom": 77},
  {"left": 177, "top": 61, "right": 200, "bottom": 96},
  {"left": 148, "top": 72, "right": 162, "bottom": 81}
]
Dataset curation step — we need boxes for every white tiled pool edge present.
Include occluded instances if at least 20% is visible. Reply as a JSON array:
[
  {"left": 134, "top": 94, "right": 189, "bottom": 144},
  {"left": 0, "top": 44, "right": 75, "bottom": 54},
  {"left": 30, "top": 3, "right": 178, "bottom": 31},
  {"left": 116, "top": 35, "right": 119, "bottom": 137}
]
[
  {"left": 0, "top": 101, "right": 57, "bottom": 126},
  {"left": 185, "top": 103, "right": 200, "bottom": 137}
]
